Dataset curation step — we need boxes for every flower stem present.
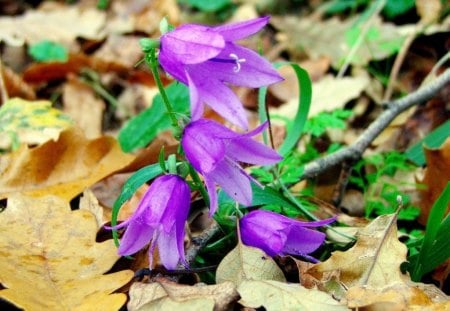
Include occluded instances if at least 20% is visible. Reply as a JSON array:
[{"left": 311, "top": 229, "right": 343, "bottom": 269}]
[
  {"left": 188, "top": 164, "right": 210, "bottom": 207},
  {"left": 146, "top": 48, "right": 181, "bottom": 135}
]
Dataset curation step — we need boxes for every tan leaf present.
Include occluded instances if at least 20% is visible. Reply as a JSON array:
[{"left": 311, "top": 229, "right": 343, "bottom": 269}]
[
  {"left": 62, "top": 77, "right": 105, "bottom": 139},
  {"left": 0, "top": 193, "right": 133, "bottom": 310},
  {"left": 309, "top": 214, "right": 407, "bottom": 289},
  {"left": 271, "top": 16, "right": 411, "bottom": 68},
  {"left": 0, "top": 4, "right": 106, "bottom": 46},
  {"left": 128, "top": 279, "right": 238, "bottom": 311},
  {"left": 1, "top": 65, "right": 36, "bottom": 100},
  {"left": 416, "top": 0, "right": 442, "bottom": 24},
  {"left": 238, "top": 280, "right": 349, "bottom": 311},
  {"left": 418, "top": 138, "right": 450, "bottom": 224},
  {"left": 0, "top": 127, "right": 135, "bottom": 200},
  {"left": 215, "top": 240, "right": 286, "bottom": 286},
  {"left": 271, "top": 74, "right": 369, "bottom": 120},
  {"left": 79, "top": 189, "right": 105, "bottom": 228}
]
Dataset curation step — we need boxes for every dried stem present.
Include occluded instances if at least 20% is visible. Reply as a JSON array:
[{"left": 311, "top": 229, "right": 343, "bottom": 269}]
[
  {"left": 0, "top": 58, "right": 9, "bottom": 104},
  {"left": 302, "top": 68, "right": 450, "bottom": 179}
]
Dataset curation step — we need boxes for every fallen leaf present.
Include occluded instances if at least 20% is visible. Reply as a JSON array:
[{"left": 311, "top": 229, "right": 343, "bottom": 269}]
[
  {"left": 0, "top": 193, "right": 133, "bottom": 310},
  {"left": 0, "top": 127, "right": 135, "bottom": 200},
  {"left": 309, "top": 214, "right": 407, "bottom": 289},
  {"left": 271, "top": 74, "right": 369, "bottom": 119},
  {"left": 416, "top": 0, "right": 442, "bottom": 24},
  {"left": 1, "top": 65, "right": 36, "bottom": 100},
  {"left": 0, "top": 4, "right": 106, "bottom": 47},
  {"left": 309, "top": 214, "right": 447, "bottom": 309},
  {"left": 128, "top": 279, "right": 238, "bottom": 311},
  {"left": 0, "top": 97, "right": 73, "bottom": 150},
  {"left": 215, "top": 240, "right": 286, "bottom": 286},
  {"left": 238, "top": 280, "right": 349, "bottom": 311},
  {"left": 271, "top": 15, "right": 411, "bottom": 68},
  {"left": 62, "top": 77, "right": 105, "bottom": 139},
  {"left": 418, "top": 138, "right": 450, "bottom": 224},
  {"left": 79, "top": 189, "right": 105, "bottom": 228}
]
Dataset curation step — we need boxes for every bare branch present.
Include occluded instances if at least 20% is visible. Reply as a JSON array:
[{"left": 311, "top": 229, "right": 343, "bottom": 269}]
[{"left": 302, "top": 68, "right": 450, "bottom": 179}]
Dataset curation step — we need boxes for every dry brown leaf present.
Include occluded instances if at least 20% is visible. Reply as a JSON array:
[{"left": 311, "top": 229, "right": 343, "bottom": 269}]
[
  {"left": 128, "top": 279, "right": 238, "bottom": 311},
  {"left": 79, "top": 188, "right": 105, "bottom": 228},
  {"left": 238, "top": 280, "right": 349, "bottom": 311},
  {"left": 309, "top": 214, "right": 447, "bottom": 309},
  {"left": 0, "top": 4, "right": 106, "bottom": 47},
  {"left": 62, "top": 77, "right": 105, "bottom": 139},
  {"left": 416, "top": 0, "right": 442, "bottom": 24},
  {"left": 309, "top": 214, "right": 407, "bottom": 289},
  {"left": 0, "top": 193, "right": 133, "bottom": 310},
  {"left": 418, "top": 138, "right": 450, "bottom": 224},
  {"left": 0, "top": 127, "right": 135, "bottom": 200},
  {"left": 215, "top": 240, "right": 286, "bottom": 286},
  {"left": 1, "top": 65, "right": 35, "bottom": 100},
  {"left": 93, "top": 35, "right": 144, "bottom": 69}
]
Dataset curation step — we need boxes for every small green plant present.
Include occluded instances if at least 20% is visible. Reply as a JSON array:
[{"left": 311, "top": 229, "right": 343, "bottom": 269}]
[{"left": 350, "top": 151, "right": 420, "bottom": 220}]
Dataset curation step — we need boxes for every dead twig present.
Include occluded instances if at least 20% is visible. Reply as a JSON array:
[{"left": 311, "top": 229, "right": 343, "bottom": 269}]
[{"left": 302, "top": 68, "right": 450, "bottom": 179}]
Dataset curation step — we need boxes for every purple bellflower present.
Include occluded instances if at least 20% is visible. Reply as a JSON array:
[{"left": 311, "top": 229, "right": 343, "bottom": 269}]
[
  {"left": 181, "top": 118, "right": 282, "bottom": 215},
  {"left": 240, "top": 210, "right": 336, "bottom": 262},
  {"left": 159, "top": 16, "right": 283, "bottom": 130},
  {"left": 110, "top": 174, "right": 191, "bottom": 270}
]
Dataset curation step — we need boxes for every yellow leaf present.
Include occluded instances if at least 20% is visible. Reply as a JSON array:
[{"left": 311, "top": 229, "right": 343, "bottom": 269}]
[
  {"left": 128, "top": 279, "right": 238, "bottom": 311},
  {"left": 238, "top": 280, "right": 349, "bottom": 311},
  {"left": 215, "top": 240, "right": 286, "bottom": 286},
  {"left": 0, "top": 127, "right": 135, "bottom": 201},
  {"left": 0, "top": 193, "right": 133, "bottom": 310},
  {"left": 0, "top": 97, "right": 73, "bottom": 150}
]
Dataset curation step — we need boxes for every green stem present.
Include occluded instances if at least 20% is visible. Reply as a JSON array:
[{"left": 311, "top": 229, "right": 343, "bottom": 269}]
[
  {"left": 146, "top": 49, "right": 181, "bottom": 134},
  {"left": 188, "top": 164, "right": 210, "bottom": 208}
]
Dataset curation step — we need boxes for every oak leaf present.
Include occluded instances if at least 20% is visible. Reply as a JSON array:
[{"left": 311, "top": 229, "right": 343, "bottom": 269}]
[
  {"left": 216, "top": 240, "right": 286, "bottom": 286},
  {"left": 0, "top": 127, "right": 135, "bottom": 200},
  {"left": 0, "top": 193, "right": 133, "bottom": 310},
  {"left": 238, "top": 280, "right": 349, "bottom": 311},
  {"left": 128, "top": 279, "right": 238, "bottom": 311}
]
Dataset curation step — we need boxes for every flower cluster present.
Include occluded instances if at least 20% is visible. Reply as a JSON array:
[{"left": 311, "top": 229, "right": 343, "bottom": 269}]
[{"left": 111, "top": 17, "right": 334, "bottom": 270}]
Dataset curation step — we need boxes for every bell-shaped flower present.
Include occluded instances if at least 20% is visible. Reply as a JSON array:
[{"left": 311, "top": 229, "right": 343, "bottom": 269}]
[
  {"left": 110, "top": 174, "right": 191, "bottom": 270},
  {"left": 181, "top": 119, "right": 282, "bottom": 215},
  {"left": 159, "top": 16, "right": 283, "bottom": 130},
  {"left": 240, "top": 210, "right": 336, "bottom": 261}
]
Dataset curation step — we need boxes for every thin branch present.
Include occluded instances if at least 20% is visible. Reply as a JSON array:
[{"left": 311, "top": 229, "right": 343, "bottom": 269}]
[
  {"left": 302, "top": 68, "right": 450, "bottom": 179},
  {"left": 184, "top": 221, "right": 221, "bottom": 265}
]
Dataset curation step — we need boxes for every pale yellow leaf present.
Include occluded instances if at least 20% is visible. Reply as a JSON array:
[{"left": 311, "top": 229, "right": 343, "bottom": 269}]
[
  {"left": 238, "top": 280, "right": 349, "bottom": 311},
  {"left": 0, "top": 194, "right": 133, "bottom": 310},
  {"left": 215, "top": 241, "right": 286, "bottom": 286},
  {"left": 128, "top": 280, "right": 238, "bottom": 311}
]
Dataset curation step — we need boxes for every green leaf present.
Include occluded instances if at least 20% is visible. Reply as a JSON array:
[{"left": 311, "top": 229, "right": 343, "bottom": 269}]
[
  {"left": 259, "top": 63, "right": 312, "bottom": 156},
  {"left": 111, "top": 164, "right": 164, "bottom": 246},
  {"left": 28, "top": 40, "right": 68, "bottom": 63},
  {"left": 118, "top": 82, "right": 189, "bottom": 152},
  {"left": 383, "top": 0, "right": 415, "bottom": 19},
  {"left": 410, "top": 182, "right": 450, "bottom": 280},
  {"left": 406, "top": 120, "right": 450, "bottom": 166},
  {"left": 182, "top": 0, "right": 231, "bottom": 12}
]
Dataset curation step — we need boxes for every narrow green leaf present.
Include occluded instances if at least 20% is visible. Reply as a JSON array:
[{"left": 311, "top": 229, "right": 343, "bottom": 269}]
[
  {"left": 406, "top": 120, "right": 450, "bottom": 166},
  {"left": 259, "top": 62, "right": 312, "bottom": 156},
  {"left": 410, "top": 181, "right": 450, "bottom": 280},
  {"left": 111, "top": 164, "right": 163, "bottom": 246}
]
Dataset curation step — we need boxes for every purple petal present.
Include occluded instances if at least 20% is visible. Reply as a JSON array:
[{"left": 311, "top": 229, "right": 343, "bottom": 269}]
[
  {"left": 283, "top": 226, "right": 326, "bottom": 255},
  {"left": 204, "top": 175, "right": 218, "bottom": 216},
  {"left": 182, "top": 120, "right": 226, "bottom": 173},
  {"left": 160, "top": 176, "right": 191, "bottom": 231},
  {"left": 157, "top": 229, "right": 180, "bottom": 270},
  {"left": 202, "top": 43, "right": 283, "bottom": 88},
  {"left": 186, "top": 68, "right": 249, "bottom": 129},
  {"left": 117, "top": 219, "right": 154, "bottom": 256},
  {"left": 292, "top": 216, "right": 337, "bottom": 227},
  {"left": 208, "top": 159, "right": 252, "bottom": 206},
  {"left": 159, "top": 51, "right": 188, "bottom": 84},
  {"left": 161, "top": 24, "right": 225, "bottom": 64},
  {"left": 227, "top": 136, "right": 282, "bottom": 166},
  {"left": 213, "top": 16, "right": 270, "bottom": 41}
]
